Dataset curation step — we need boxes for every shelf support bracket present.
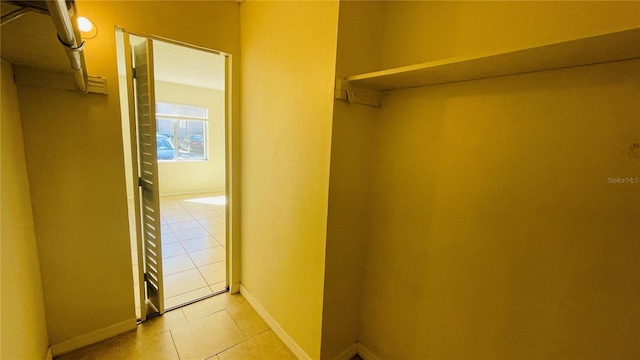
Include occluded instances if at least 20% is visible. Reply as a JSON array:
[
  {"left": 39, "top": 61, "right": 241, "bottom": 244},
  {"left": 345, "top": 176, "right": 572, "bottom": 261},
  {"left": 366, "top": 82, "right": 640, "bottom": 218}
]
[
  {"left": 13, "top": 66, "right": 108, "bottom": 94},
  {"left": 335, "top": 78, "right": 381, "bottom": 107}
]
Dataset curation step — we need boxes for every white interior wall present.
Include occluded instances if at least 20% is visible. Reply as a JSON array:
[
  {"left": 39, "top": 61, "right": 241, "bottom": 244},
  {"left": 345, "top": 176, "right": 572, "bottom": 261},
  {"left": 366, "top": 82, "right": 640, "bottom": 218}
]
[
  {"left": 155, "top": 81, "right": 226, "bottom": 196},
  {"left": 118, "top": 77, "right": 226, "bottom": 198}
]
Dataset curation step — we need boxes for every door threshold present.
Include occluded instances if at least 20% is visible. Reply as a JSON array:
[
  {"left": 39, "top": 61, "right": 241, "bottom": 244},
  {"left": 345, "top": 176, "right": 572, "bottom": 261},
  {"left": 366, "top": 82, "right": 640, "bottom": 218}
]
[{"left": 136, "top": 287, "right": 230, "bottom": 323}]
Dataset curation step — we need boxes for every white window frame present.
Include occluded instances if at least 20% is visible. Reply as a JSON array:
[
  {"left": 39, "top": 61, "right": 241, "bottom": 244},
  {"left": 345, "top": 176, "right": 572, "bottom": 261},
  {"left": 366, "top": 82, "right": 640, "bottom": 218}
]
[{"left": 156, "top": 102, "right": 209, "bottom": 162}]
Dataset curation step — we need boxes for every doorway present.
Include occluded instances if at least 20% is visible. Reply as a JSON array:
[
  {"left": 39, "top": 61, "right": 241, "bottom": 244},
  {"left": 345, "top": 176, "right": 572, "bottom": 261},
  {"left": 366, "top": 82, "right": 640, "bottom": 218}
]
[{"left": 116, "top": 30, "right": 232, "bottom": 321}]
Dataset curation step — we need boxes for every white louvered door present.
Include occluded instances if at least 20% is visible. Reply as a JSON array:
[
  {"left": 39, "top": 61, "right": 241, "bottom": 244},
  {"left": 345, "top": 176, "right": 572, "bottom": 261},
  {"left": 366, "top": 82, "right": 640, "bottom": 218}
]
[{"left": 132, "top": 39, "right": 164, "bottom": 315}]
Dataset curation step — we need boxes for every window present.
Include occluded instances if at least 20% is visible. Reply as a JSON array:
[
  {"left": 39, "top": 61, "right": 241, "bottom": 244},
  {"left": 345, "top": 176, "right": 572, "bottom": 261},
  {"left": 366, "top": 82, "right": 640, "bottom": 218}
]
[{"left": 155, "top": 102, "right": 208, "bottom": 161}]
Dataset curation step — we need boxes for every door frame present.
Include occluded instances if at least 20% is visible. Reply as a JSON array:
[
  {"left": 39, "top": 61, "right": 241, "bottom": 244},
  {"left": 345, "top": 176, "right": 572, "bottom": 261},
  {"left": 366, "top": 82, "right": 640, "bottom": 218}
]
[{"left": 118, "top": 28, "right": 240, "bottom": 320}]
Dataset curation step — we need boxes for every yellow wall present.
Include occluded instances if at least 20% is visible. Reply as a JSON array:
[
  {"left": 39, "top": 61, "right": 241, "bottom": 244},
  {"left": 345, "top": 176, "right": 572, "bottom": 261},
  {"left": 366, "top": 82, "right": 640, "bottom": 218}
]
[
  {"left": 15, "top": 0, "right": 240, "bottom": 349},
  {"left": 7, "top": 1, "right": 637, "bottom": 357},
  {"left": 239, "top": 1, "right": 339, "bottom": 358},
  {"left": 320, "top": 2, "right": 382, "bottom": 359},
  {"left": 18, "top": 71, "right": 135, "bottom": 347},
  {"left": 146, "top": 81, "right": 225, "bottom": 195},
  {"left": 353, "top": 1, "right": 640, "bottom": 358},
  {"left": 1, "top": 59, "right": 50, "bottom": 360},
  {"left": 361, "top": 60, "right": 640, "bottom": 359},
  {"left": 379, "top": 1, "right": 640, "bottom": 69}
]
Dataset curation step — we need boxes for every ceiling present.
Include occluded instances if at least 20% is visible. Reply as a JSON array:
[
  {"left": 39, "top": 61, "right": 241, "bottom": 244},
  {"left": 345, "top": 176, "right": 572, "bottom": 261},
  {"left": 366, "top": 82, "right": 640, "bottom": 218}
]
[
  {"left": 118, "top": 33, "right": 226, "bottom": 91},
  {"left": 1, "top": 2, "right": 226, "bottom": 91},
  {"left": 153, "top": 40, "right": 225, "bottom": 91},
  {"left": 1, "top": 2, "right": 72, "bottom": 74}
]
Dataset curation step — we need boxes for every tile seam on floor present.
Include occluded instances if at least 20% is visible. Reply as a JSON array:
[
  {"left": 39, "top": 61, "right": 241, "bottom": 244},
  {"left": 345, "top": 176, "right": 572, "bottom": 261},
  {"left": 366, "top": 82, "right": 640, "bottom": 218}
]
[
  {"left": 190, "top": 257, "right": 225, "bottom": 268},
  {"left": 192, "top": 257, "right": 222, "bottom": 287},
  {"left": 185, "top": 307, "right": 227, "bottom": 324},
  {"left": 207, "top": 330, "right": 247, "bottom": 359},
  {"left": 180, "top": 240, "right": 219, "bottom": 252},
  {"left": 212, "top": 327, "right": 272, "bottom": 359},
  {"left": 168, "top": 329, "right": 181, "bottom": 360},
  {"left": 244, "top": 327, "right": 271, "bottom": 341},
  {"left": 162, "top": 253, "right": 188, "bottom": 260},
  {"left": 185, "top": 251, "right": 218, "bottom": 268},
  {"left": 164, "top": 269, "right": 197, "bottom": 277},
  {"left": 187, "top": 244, "right": 224, "bottom": 254},
  {"left": 164, "top": 275, "right": 209, "bottom": 298},
  {"left": 162, "top": 241, "right": 188, "bottom": 259},
  {"left": 224, "top": 308, "right": 249, "bottom": 339},
  {"left": 156, "top": 194, "right": 227, "bottom": 313},
  {"left": 164, "top": 285, "right": 211, "bottom": 303}
]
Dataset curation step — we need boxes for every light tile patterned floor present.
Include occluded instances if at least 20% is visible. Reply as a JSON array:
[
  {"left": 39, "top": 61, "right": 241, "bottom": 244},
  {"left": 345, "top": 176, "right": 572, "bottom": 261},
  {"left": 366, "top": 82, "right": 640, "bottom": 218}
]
[
  {"left": 129, "top": 192, "right": 228, "bottom": 316},
  {"left": 55, "top": 292, "right": 297, "bottom": 360}
]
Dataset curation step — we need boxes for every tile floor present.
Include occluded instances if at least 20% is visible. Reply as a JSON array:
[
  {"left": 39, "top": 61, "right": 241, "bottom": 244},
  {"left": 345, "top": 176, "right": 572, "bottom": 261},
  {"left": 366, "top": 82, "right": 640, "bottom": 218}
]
[
  {"left": 130, "top": 192, "right": 228, "bottom": 316},
  {"left": 55, "top": 292, "right": 297, "bottom": 360}
]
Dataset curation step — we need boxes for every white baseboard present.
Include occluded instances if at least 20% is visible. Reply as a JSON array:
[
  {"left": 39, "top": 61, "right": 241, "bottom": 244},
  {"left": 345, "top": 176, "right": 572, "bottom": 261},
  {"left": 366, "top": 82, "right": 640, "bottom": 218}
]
[
  {"left": 51, "top": 318, "right": 136, "bottom": 356},
  {"left": 239, "top": 285, "right": 311, "bottom": 360},
  {"left": 229, "top": 282, "right": 240, "bottom": 294},
  {"left": 357, "top": 343, "right": 380, "bottom": 360},
  {"left": 333, "top": 342, "right": 379, "bottom": 360},
  {"left": 160, "top": 189, "right": 226, "bottom": 197},
  {"left": 334, "top": 343, "right": 358, "bottom": 360},
  {"left": 129, "top": 190, "right": 226, "bottom": 200}
]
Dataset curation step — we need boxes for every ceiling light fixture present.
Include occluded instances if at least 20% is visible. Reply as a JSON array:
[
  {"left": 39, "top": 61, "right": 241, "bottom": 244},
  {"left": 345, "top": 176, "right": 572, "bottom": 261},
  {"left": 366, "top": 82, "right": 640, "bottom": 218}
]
[{"left": 77, "top": 16, "right": 97, "bottom": 39}]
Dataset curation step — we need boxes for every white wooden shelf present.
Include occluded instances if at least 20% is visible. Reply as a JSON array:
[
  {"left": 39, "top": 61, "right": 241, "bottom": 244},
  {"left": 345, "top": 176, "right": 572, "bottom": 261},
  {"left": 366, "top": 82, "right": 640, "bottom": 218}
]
[{"left": 337, "top": 27, "right": 640, "bottom": 106}]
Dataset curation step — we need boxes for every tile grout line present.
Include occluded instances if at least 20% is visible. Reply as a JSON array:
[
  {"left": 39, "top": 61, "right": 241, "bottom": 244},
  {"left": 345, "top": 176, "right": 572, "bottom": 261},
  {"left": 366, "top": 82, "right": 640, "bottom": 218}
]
[
  {"left": 161, "top": 210, "right": 204, "bottom": 305},
  {"left": 162, "top": 261, "right": 202, "bottom": 278},
  {"left": 162, "top": 202, "right": 224, "bottom": 306},
  {"left": 212, "top": 315, "right": 273, "bottom": 358},
  {"left": 178, "top": 236, "right": 220, "bottom": 249},
  {"left": 139, "top": 194, "right": 221, "bottom": 320},
  {"left": 207, "top": 308, "right": 250, "bottom": 358},
  {"left": 165, "top": 285, "right": 212, "bottom": 306},
  {"left": 225, "top": 308, "right": 247, "bottom": 338},
  {"left": 160, "top": 195, "right": 227, "bottom": 316},
  {"left": 168, "top": 329, "right": 181, "bottom": 360},
  {"left": 176, "top": 200, "right": 226, "bottom": 290}
]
